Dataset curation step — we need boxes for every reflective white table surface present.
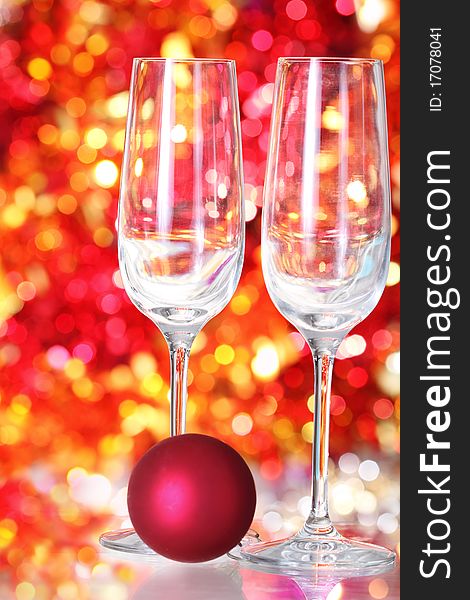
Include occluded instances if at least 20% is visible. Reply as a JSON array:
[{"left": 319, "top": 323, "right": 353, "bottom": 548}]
[{"left": 96, "top": 529, "right": 399, "bottom": 600}]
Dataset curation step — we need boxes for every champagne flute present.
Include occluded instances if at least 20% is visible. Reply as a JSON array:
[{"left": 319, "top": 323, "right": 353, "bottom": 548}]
[
  {"left": 99, "top": 58, "right": 245, "bottom": 555},
  {"left": 240, "top": 58, "right": 396, "bottom": 573}
]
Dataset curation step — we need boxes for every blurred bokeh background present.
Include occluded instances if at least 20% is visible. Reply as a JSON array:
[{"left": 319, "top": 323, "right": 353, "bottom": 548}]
[{"left": 0, "top": 0, "right": 399, "bottom": 597}]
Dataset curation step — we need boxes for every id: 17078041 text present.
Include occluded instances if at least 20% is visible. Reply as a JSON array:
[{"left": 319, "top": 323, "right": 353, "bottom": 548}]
[{"left": 429, "top": 28, "right": 443, "bottom": 112}]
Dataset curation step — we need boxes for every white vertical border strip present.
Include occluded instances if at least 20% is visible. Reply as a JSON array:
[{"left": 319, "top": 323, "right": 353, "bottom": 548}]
[
  {"left": 157, "top": 58, "right": 174, "bottom": 235},
  {"left": 191, "top": 62, "right": 205, "bottom": 257},
  {"left": 301, "top": 59, "right": 321, "bottom": 234},
  {"left": 336, "top": 63, "right": 350, "bottom": 279}
]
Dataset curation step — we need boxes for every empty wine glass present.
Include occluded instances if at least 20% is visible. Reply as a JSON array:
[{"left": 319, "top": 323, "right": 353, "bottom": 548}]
[
  {"left": 99, "top": 58, "right": 245, "bottom": 555},
  {"left": 240, "top": 58, "right": 396, "bottom": 573}
]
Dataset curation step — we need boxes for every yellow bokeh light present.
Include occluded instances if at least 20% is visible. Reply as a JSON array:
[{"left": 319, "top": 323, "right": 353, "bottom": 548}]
[
  {"left": 142, "top": 130, "right": 155, "bottom": 149},
  {"left": 57, "top": 582, "right": 79, "bottom": 599},
  {"left": 191, "top": 331, "right": 207, "bottom": 354},
  {"left": 112, "top": 129, "right": 126, "bottom": 151},
  {"left": 217, "top": 183, "right": 228, "bottom": 199},
  {"left": 322, "top": 106, "right": 344, "bottom": 131},
  {"left": 94, "top": 160, "right": 119, "bottom": 188},
  {"left": 161, "top": 32, "right": 193, "bottom": 59},
  {"left": 346, "top": 180, "right": 368, "bottom": 204},
  {"left": 60, "top": 130, "right": 80, "bottom": 151},
  {"left": 391, "top": 214, "right": 399, "bottom": 236},
  {"left": 67, "top": 466, "right": 87, "bottom": 485},
  {"left": 15, "top": 582, "right": 36, "bottom": 600},
  {"left": 66, "top": 97, "right": 87, "bottom": 118},
  {"left": 210, "top": 397, "right": 233, "bottom": 419},
  {"left": 66, "top": 23, "right": 88, "bottom": 45},
  {"left": 386, "top": 261, "right": 400, "bottom": 286},
  {"left": 130, "top": 352, "right": 157, "bottom": 379},
  {"left": 229, "top": 363, "right": 251, "bottom": 386},
  {"left": 121, "top": 415, "right": 144, "bottom": 437},
  {"left": 371, "top": 43, "right": 392, "bottom": 63},
  {"left": 333, "top": 484, "right": 355, "bottom": 515},
  {"left": 121, "top": 404, "right": 166, "bottom": 437},
  {"left": 214, "top": 344, "right": 235, "bottom": 365},
  {"left": 134, "top": 158, "right": 143, "bottom": 177},
  {"left": 10, "top": 395, "right": 32, "bottom": 416},
  {"left": 273, "top": 418, "right": 294, "bottom": 440},
  {"left": 2, "top": 205, "right": 26, "bottom": 229},
  {"left": 231, "top": 294, "right": 251, "bottom": 315},
  {"left": 141, "top": 372, "right": 163, "bottom": 396},
  {"left": 50, "top": 44, "right": 71, "bottom": 65},
  {"left": 70, "top": 172, "right": 89, "bottom": 192},
  {"left": 141, "top": 98, "right": 155, "bottom": 120},
  {"left": 57, "top": 194, "right": 77, "bottom": 215},
  {"left": 257, "top": 395, "right": 278, "bottom": 416},
  {"left": 119, "top": 399, "right": 137, "bottom": 418},
  {"left": 86, "top": 33, "right": 109, "bottom": 56},
  {"left": 326, "top": 583, "right": 343, "bottom": 600},
  {"left": 213, "top": 3, "right": 238, "bottom": 29},
  {"left": 189, "top": 16, "right": 214, "bottom": 38},
  {"left": 93, "top": 227, "right": 114, "bottom": 248},
  {"left": 371, "top": 34, "right": 395, "bottom": 63},
  {"left": 307, "top": 393, "right": 316, "bottom": 412},
  {"left": 232, "top": 413, "right": 253, "bottom": 436},
  {"left": 72, "top": 377, "right": 94, "bottom": 399},
  {"left": 73, "top": 52, "right": 94, "bottom": 76},
  {"left": 251, "top": 344, "right": 279, "bottom": 380},
  {"left": 85, "top": 128, "right": 108, "bottom": 149},
  {"left": 0, "top": 425, "right": 21, "bottom": 445},
  {"left": 301, "top": 421, "right": 313, "bottom": 442},
  {"left": 79, "top": 0, "right": 109, "bottom": 23},
  {"left": 14, "top": 186, "right": 35, "bottom": 211},
  {"left": 35, "top": 229, "right": 62, "bottom": 251},
  {"left": 27, "top": 58, "right": 52, "bottom": 81},
  {"left": 170, "top": 124, "right": 187, "bottom": 143},
  {"left": 0, "top": 518, "right": 17, "bottom": 550},
  {"left": 107, "top": 92, "right": 129, "bottom": 118},
  {"left": 64, "top": 358, "right": 86, "bottom": 380},
  {"left": 316, "top": 152, "right": 338, "bottom": 173},
  {"left": 37, "top": 124, "right": 59, "bottom": 145},
  {"left": 356, "top": 0, "right": 387, "bottom": 33},
  {"left": 77, "top": 144, "right": 97, "bottom": 164}
]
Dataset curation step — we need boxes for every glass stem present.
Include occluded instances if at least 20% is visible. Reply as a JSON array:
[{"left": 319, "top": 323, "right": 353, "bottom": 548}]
[
  {"left": 304, "top": 349, "right": 336, "bottom": 534},
  {"left": 168, "top": 343, "right": 191, "bottom": 436}
]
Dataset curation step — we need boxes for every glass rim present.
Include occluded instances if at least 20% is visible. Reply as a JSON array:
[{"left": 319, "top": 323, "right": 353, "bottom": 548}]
[
  {"left": 132, "top": 57, "right": 235, "bottom": 64},
  {"left": 278, "top": 56, "right": 382, "bottom": 65}
]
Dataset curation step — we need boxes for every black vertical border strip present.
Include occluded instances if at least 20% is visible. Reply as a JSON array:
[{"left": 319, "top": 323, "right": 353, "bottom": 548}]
[{"left": 401, "top": 3, "right": 466, "bottom": 596}]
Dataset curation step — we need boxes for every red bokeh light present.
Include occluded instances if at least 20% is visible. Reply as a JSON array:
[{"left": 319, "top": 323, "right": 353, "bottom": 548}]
[
  {"left": 286, "top": 0, "right": 308, "bottom": 21},
  {"left": 335, "top": 0, "right": 356, "bottom": 17}
]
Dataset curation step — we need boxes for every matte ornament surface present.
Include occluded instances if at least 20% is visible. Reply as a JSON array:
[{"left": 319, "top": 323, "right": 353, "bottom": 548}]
[{"left": 127, "top": 433, "right": 256, "bottom": 562}]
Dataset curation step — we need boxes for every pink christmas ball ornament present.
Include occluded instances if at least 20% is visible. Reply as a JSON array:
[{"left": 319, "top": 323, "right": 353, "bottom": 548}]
[{"left": 127, "top": 434, "right": 257, "bottom": 562}]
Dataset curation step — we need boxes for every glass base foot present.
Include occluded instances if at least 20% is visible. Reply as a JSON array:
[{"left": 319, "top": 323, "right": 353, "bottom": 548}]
[
  {"left": 237, "top": 531, "right": 396, "bottom": 576},
  {"left": 99, "top": 528, "right": 156, "bottom": 555},
  {"left": 99, "top": 527, "right": 261, "bottom": 557}
]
